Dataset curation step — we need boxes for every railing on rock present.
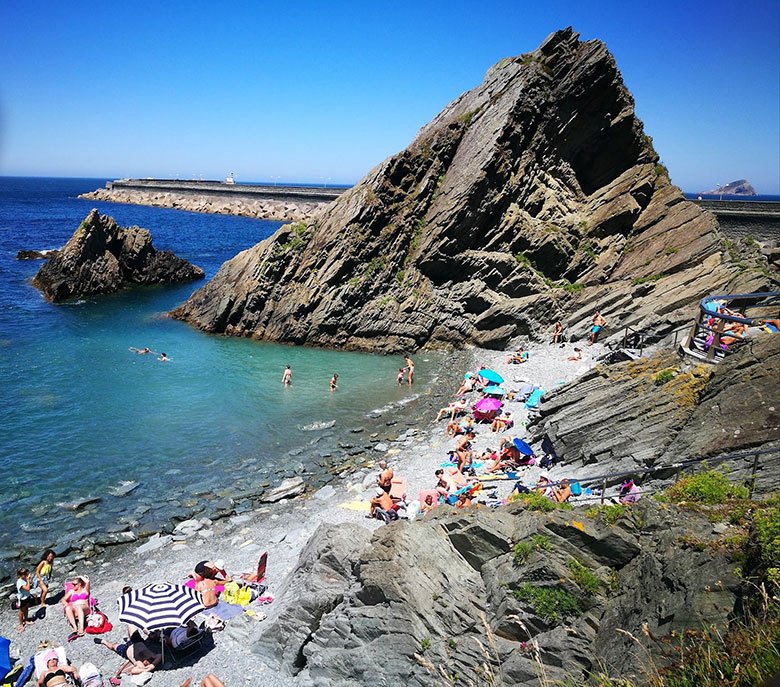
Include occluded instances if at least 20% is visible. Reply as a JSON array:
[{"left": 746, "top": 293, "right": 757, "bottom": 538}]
[{"left": 679, "top": 291, "right": 780, "bottom": 363}]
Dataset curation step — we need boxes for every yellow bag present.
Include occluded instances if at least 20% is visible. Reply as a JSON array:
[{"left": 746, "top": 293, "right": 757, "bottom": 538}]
[{"left": 221, "top": 580, "right": 252, "bottom": 606}]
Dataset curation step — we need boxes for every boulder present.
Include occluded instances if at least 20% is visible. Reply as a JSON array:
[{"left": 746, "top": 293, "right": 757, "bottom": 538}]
[
  {"left": 32, "top": 209, "right": 204, "bottom": 302},
  {"left": 260, "top": 477, "right": 306, "bottom": 503}
]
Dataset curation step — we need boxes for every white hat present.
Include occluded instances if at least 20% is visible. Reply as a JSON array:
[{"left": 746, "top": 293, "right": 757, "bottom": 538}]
[{"left": 214, "top": 559, "right": 225, "bottom": 570}]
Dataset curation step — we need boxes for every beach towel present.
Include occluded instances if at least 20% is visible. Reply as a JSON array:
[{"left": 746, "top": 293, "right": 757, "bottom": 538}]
[
  {"left": 34, "top": 647, "right": 67, "bottom": 680},
  {"left": 338, "top": 500, "right": 370, "bottom": 512},
  {"left": 516, "top": 383, "right": 537, "bottom": 401},
  {"left": 525, "top": 388, "right": 544, "bottom": 409},
  {"left": 206, "top": 599, "right": 244, "bottom": 621},
  {"left": 390, "top": 477, "right": 407, "bottom": 501}
]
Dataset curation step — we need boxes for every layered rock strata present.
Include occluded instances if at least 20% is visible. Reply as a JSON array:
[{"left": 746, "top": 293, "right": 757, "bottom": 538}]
[
  {"left": 79, "top": 187, "right": 324, "bottom": 222},
  {"left": 529, "top": 334, "right": 780, "bottom": 483},
  {"left": 32, "top": 209, "right": 204, "bottom": 302},
  {"left": 173, "top": 28, "right": 772, "bottom": 352},
  {"left": 252, "top": 500, "right": 744, "bottom": 686}
]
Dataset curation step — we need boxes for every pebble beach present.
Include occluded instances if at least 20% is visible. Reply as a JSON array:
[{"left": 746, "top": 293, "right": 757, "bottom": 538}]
[{"left": 1, "top": 340, "right": 608, "bottom": 686}]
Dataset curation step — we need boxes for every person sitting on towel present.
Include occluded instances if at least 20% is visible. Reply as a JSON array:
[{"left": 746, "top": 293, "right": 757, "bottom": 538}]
[{"left": 369, "top": 488, "right": 394, "bottom": 520}]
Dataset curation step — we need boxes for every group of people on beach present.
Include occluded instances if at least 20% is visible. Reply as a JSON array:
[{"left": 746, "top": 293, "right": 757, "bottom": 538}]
[{"left": 12, "top": 550, "right": 257, "bottom": 686}]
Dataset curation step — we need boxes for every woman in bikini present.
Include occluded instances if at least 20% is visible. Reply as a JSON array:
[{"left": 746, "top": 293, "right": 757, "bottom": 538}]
[
  {"left": 33, "top": 549, "right": 55, "bottom": 609},
  {"left": 37, "top": 652, "right": 79, "bottom": 687},
  {"left": 62, "top": 575, "right": 90, "bottom": 638}
]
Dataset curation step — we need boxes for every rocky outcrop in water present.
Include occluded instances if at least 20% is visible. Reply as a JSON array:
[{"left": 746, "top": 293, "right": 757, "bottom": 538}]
[
  {"left": 703, "top": 180, "right": 757, "bottom": 196},
  {"left": 529, "top": 334, "right": 780, "bottom": 486},
  {"left": 32, "top": 209, "right": 204, "bottom": 302},
  {"left": 173, "top": 28, "right": 772, "bottom": 352},
  {"left": 251, "top": 500, "right": 744, "bottom": 686}
]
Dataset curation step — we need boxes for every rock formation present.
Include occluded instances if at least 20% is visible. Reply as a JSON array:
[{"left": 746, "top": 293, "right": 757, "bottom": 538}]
[
  {"left": 529, "top": 334, "right": 780, "bottom": 486},
  {"left": 251, "top": 500, "right": 746, "bottom": 686},
  {"left": 703, "top": 179, "right": 757, "bottom": 196},
  {"left": 32, "top": 209, "right": 204, "bottom": 302},
  {"left": 173, "top": 28, "right": 773, "bottom": 353}
]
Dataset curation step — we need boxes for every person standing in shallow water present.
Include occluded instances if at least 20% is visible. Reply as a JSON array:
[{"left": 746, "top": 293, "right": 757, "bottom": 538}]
[
  {"left": 404, "top": 355, "right": 415, "bottom": 386},
  {"left": 282, "top": 365, "right": 292, "bottom": 386},
  {"left": 330, "top": 373, "right": 338, "bottom": 391}
]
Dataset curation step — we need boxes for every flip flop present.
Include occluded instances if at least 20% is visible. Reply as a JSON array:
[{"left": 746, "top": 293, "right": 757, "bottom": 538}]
[
  {"left": 109, "top": 678, "right": 122, "bottom": 686},
  {"left": 67, "top": 632, "right": 79, "bottom": 642}
]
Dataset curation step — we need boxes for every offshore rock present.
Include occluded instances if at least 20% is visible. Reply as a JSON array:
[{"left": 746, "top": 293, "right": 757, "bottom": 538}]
[
  {"left": 173, "top": 28, "right": 771, "bottom": 352},
  {"left": 32, "top": 209, "right": 204, "bottom": 302}
]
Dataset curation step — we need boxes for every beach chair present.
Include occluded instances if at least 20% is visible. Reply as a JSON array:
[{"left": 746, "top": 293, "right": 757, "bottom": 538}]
[
  {"left": 0, "top": 636, "right": 15, "bottom": 686},
  {"left": 389, "top": 477, "right": 407, "bottom": 502}
]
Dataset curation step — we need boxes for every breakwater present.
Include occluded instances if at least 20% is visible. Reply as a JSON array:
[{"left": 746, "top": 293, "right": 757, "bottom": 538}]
[
  {"left": 692, "top": 199, "right": 780, "bottom": 242},
  {"left": 79, "top": 178, "right": 350, "bottom": 222}
]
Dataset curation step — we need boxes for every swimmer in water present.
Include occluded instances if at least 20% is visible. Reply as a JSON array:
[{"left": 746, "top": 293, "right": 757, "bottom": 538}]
[
  {"left": 330, "top": 373, "right": 338, "bottom": 391},
  {"left": 159, "top": 353, "right": 169, "bottom": 362},
  {"left": 282, "top": 365, "right": 292, "bottom": 386},
  {"left": 129, "top": 347, "right": 151, "bottom": 355}
]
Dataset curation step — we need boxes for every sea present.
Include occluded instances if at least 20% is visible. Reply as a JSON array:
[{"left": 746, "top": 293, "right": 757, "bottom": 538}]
[{"left": 0, "top": 177, "right": 451, "bottom": 577}]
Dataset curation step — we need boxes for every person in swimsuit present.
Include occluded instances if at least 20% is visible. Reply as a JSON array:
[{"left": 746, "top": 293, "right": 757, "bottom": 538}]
[
  {"left": 96, "top": 638, "right": 161, "bottom": 683},
  {"left": 179, "top": 675, "right": 225, "bottom": 687},
  {"left": 129, "top": 347, "right": 151, "bottom": 355},
  {"left": 33, "top": 549, "right": 55, "bottom": 609},
  {"left": 403, "top": 355, "right": 415, "bottom": 386},
  {"left": 61, "top": 575, "right": 90, "bottom": 637},
  {"left": 551, "top": 321, "right": 565, "bottom": 345},
  {"left": 159, "top": 352, "right": 169, "bottom": 362},
  {"left": 396, "top": 368, "right": 405, "bottom": 385},
  {"left": 377, "top": 461, "right": 394, "bottom": 493},
  {"left": 588, "top": 312, "right": 607, "bottom": 345},
  {"left": 329, "top": 373, "right": 338, "bottom": 391},
  {"left": 282, "top": 365, "right": 292, "bottom": 386},
  {"left": 37, "top": 652, "right": 78, "bottom": 687},
  {"left": 16, "top": 567, "right": 33, "bottom": 632}
]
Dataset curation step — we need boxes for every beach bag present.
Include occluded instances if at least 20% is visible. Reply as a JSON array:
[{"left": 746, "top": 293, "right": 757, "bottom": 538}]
[
  {"left": 79, "top": 663, "right": 105, "bottom": 687},
  {"left": 570, "top": 482, "right": 582, "bottom": 496},
  {"left": 85, "top": 608, "right": 112, "bottom": 634},
  {"left": 1, "top": 663, "right": 23, "bottom": 687}
]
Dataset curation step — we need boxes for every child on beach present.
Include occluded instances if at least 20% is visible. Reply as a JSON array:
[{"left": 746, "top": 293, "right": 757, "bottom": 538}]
[
  {"left": 32, "top": 548, "right": 55, "bottom": 609},
  {"left": 16, "top": 567, "right": 33, "bottom": 631},
  {"left": 397, "top": 368, "right": 406, "bottom": 385}
]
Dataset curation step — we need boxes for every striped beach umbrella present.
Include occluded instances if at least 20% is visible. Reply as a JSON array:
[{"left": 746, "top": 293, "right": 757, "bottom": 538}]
[{"left": 117, "top": 584, "right": 204, "bottom": 631}]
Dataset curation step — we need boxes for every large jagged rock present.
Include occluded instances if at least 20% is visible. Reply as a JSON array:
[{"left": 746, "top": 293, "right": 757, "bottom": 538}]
[
  {"left": 173, "top": 28, "right": 772, "bottom": 352},
  {"left": 252, "top": 501, "right": 743, "bottom": 686},
  {"left": 528, "top": 334, "right": 780, "bottom": 484},
  {"left": 32, "top": 209, "right": 204, "bottom": 302}
]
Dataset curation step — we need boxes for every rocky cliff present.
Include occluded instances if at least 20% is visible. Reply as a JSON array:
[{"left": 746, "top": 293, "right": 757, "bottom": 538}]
[
  {"left": 529, "top": 334, "right": 780, "bottom": 486},
  {"left": 172, "top": 28, "right": 771, "bottom": 352},
  {"left": 32, "top": 209, "right": 204, "bottom": 302},
  {"left": 250, "top": 500, "right": 752, "bottom": 686}
]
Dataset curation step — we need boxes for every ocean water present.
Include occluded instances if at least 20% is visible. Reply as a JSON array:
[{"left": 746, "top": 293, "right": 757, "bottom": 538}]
[{"left": 0, "top": 177, "right": 445, "bottom": 572}]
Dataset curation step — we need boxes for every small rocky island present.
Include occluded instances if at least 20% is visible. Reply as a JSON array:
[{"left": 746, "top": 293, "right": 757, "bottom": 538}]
[
  {"left": 704, "top": 179, "right": 758, "bottom": 196},
  {"left": 32, "top": 209, "right": 204, "bottom": 302}
]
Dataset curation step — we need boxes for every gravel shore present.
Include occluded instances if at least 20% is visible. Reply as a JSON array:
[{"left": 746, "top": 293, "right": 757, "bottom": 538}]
[{"left": 2, "top": 340, "right": 606, "bottom": 686}]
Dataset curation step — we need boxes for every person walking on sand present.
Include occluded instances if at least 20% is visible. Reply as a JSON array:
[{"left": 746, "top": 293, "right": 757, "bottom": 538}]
[
  {"left": 551, "top": 321, "right": 565, "bottom": 345},
  {"left": 16, "top": 567, "right": 33, "bottom": 632},
  {"left": 282, "top": 365, "right": 292, "bottom": 386},
  {"left": 404, "top": 355, "right": 415, "bottom": 386},
  {"left": 32, "top": 548, "right": 55, "bottom": 609},
  {"left": 588, "top": 312, "right": 606, "bottom": 345},
  {"left": 330, "top": 373, "right": 338, "bottom": 391}
]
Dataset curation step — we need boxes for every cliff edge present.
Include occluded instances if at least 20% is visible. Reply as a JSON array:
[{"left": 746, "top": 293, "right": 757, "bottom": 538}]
[{"left": 172, "top": 28, "right": 769, "bottom": 352}]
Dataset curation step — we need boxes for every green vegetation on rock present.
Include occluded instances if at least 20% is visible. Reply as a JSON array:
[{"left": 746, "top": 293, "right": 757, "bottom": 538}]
[
  {"left": 666, "top": 467, "right": 749, "bottom": 505},
  {"left": 513, "top": 583, "right": 581, "bottom": 623},
  {"left": 566, "top": 558, "right": 601, "bottom": 595},
  {"left": 585, "top": 503, "right": 627, "bottom": 526}
]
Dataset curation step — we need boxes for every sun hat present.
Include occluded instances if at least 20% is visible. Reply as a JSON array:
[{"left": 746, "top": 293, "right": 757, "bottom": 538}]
[{"left": 45, "top": 650, "right": 58, "bottom": 662}]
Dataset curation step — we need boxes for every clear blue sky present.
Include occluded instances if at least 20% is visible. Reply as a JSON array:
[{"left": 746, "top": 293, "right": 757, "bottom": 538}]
[{"left": 1, "top": 0, "right": 778, "bottom": 193}]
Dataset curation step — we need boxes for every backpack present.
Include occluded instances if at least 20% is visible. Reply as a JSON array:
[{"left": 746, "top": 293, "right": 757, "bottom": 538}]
[{"left": 79, "top": 663, "right": 105, "bottom": 687}]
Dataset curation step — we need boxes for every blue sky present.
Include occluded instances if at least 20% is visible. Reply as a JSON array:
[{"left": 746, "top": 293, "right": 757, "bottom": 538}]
[{"left": 1, "top": 1, "right": 778, "bottom": 193}]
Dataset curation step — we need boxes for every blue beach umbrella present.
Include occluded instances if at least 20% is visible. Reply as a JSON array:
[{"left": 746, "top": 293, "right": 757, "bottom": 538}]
[
  {"left": 483, "top": 385, "right": 506, "bottom": 396},
  {"left": 513, "top": 438, "right": 534, "bottom": 456},
  {"left": 479, "top": 369, "right": 504, "bottom": 384}
]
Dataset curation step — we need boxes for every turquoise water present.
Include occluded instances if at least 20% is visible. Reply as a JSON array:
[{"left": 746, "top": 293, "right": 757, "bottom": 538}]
[{"left": 0, "top": 177, "right": 442, "bottom": 571}]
